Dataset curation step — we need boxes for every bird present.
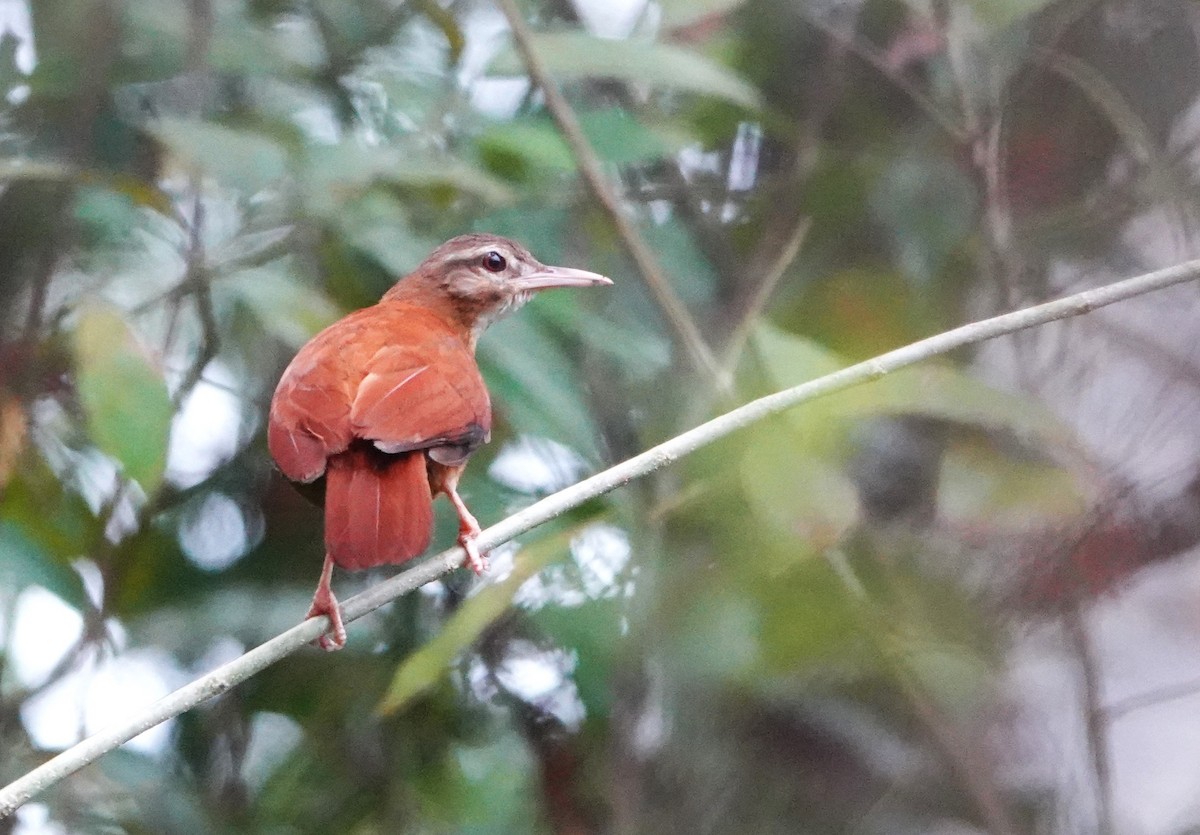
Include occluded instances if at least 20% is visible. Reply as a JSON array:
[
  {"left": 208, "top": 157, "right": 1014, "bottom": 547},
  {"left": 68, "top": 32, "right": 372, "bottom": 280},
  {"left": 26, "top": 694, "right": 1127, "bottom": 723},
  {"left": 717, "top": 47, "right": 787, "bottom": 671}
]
[{"left": 268, "top": 234, "right": 611, "bottom": 650}]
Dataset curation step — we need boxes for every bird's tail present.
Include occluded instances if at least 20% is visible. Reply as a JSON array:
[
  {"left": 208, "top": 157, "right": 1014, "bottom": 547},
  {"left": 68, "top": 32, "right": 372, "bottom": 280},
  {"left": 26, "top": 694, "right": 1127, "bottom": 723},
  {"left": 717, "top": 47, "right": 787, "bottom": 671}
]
[{"left": 324, "top": 443, "right": 434, "bottom": 570}]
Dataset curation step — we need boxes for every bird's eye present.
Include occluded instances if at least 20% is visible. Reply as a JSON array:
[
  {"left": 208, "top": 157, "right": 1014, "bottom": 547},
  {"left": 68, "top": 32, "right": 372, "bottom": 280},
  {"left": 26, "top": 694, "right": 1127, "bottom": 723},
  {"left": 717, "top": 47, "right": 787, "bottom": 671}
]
[{"left": 482, "top": 251, "right": 507, "bottom": 272}]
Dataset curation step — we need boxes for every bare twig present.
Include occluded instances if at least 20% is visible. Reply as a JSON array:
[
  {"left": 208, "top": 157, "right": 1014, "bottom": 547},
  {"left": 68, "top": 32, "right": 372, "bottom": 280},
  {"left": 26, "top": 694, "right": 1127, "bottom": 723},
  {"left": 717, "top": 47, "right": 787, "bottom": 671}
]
[
  {"left": 1104, "top": 674, "right": 1200, "bottom": 721},
  {"left": 827, "top": 551, "right": 1020, "bottom": 835},
  {"left": 799, "top": 9, "right": 967, "bottom": 143},
  {"left": 166, "top": 1, "right": 218, "bottom": 410},
  {"left": 494, "top": 0, "right": 727, "bottom": 390},
  {"left": 720, "top": 216, "right": 812, "bottom": 371},
  {"left": 897, "top": 668, "right": 1020, "bottom": 835},
  {"left": 21, "top": 246, "right": 57, "bottom": 342},
  {"left": 1063, "top": 604, "right": 1114, "bottom": 835},
  {"left": 169, "top": 186, "right": 218, "bottom": 410},
  {"left": 4, "top": 257, "right": 1200, "bottom": 817}
]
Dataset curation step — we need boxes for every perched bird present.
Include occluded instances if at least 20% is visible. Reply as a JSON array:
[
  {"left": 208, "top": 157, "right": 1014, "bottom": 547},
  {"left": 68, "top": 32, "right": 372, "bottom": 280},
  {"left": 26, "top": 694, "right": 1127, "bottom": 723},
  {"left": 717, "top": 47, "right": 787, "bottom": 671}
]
[{"left": 268, "top": 234, "right": 611, "bottom": 649}]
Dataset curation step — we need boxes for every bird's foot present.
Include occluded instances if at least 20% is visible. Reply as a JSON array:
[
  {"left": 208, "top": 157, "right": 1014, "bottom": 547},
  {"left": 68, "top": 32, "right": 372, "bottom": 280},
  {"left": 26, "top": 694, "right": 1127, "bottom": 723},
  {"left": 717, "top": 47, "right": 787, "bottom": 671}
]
[
  {"left": 445, "top": 481, "right": 488, "bottom": 574},
  {"left": 306, "top": 584, "right": 347, "bottom": 651},
  {"left": 459, "top": 523, "right": 488, "bottom": 575}
]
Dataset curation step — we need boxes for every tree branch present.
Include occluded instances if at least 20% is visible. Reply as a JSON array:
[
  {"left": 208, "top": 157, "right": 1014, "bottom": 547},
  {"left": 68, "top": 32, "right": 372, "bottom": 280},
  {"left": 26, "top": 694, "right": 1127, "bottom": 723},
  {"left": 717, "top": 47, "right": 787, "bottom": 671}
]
[
  {"left": 494, "top": 0, "right": 727, "bottom": 390},
  {"left": 4, "top": 257, "right": 1200, "bottom": 817},
  {"left": 1064, "top": 604, "right": 1115, "bottom": 835}
]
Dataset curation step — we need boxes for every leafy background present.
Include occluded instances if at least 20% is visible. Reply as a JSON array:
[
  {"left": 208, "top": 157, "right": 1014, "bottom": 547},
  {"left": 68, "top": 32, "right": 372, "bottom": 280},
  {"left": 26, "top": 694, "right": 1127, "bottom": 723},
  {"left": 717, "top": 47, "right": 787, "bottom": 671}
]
[{"left": 3, "top": 0, "right": 1200, "bottom": 832}]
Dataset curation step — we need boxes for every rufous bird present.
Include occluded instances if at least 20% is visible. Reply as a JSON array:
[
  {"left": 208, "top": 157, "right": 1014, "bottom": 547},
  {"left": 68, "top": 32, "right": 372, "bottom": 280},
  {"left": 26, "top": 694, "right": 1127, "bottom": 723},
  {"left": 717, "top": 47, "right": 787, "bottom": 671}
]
[{"left": 268, "top": 234, "right": 611, "bottom": 649}]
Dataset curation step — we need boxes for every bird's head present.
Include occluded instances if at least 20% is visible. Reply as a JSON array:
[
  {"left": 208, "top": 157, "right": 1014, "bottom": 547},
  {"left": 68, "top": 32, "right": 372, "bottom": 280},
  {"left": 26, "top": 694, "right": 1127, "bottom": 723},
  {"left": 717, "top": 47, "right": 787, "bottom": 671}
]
[{"left": 388, "top": 234, "right": 612, "bottom": 338}]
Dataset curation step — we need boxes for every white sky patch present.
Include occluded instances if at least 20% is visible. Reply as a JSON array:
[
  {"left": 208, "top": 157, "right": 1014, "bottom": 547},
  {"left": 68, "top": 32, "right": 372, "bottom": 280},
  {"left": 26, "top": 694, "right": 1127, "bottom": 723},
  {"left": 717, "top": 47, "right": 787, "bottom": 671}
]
[
  {"left": 648, "top": 199, "right": 672, "bottom": 224},
  {"left": 677, "top": 143, "right": 723, "bottom": 181},
  {"left": 726, "top": 121, "right": 762, "bottom": 192},
  {"left": 292, "top": 103, "right": 341, "bottom": 144},
  {"left": 462, "top": 0, "right": 650, "bottom": 118},
  {"left": 0, "top": 0, "right": 35, "bottom": 104},
  {"left": 9, "top": 587, "right": 82, "bottom": 687},
  {"left": 493, "top": 640, "right": 586, "bottom": 730},
  {"left": 632, "top": 662, "right": 668, "bottom": 758},
  {"left": 195, "top": 635, "right": 247, "bottom": 672},
  {"left": 571, "top": 524, "right": 632, "bottom": 599},
  {"left": 30, "top": 408, "right": 140, "bottom": 536},
  {"left": 75, "top": 560, "right": 104, "bottom": 609},
  {"left": 571, "top": 0, "right": 648, "bottom": 38},
  {"left": 178, "top": 492, "right": 249, "bottom": 571},
  {"left": 488, "top": 435, "right": 586, "bottom": 494},
  {"left": 513, "top": 523, "right": 634, "bottom": 609},
  {"left": 468, "top": 76, "right": 530, "bottom": 119},
  {"left": 241, "top": 712, "right": 305, "bottom": 796},
  {"left": 460, "top": 5, "right": 529, "bottom": 118},
  {"left": 167, "top": 363, "right": 244, "bottom": 489},
  {"left": 14, "top": 803, "right": 67, "bottom": 835},
  {"left": 21, "top": 648, "right": 186, "bottom": 756}
]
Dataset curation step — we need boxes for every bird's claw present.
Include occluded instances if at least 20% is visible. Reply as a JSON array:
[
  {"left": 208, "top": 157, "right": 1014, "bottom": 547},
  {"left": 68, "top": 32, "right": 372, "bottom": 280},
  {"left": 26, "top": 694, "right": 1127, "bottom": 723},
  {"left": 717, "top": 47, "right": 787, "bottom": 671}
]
[
  {"left": 315, "top": 630, "right": 344, "bottom": 652},
  {"left": 460, "top": 531, "right": 488, "bottom": 574},
  {"left": 306, "top": 591, "right": 347, "bottom": 651},
  {"left": 458, "top": 516, "right": 489, "bottom": 575}
]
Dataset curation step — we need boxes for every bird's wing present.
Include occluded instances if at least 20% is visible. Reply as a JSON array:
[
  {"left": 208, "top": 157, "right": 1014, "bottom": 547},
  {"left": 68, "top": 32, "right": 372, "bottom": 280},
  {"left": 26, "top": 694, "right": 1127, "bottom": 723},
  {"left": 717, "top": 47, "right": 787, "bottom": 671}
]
[
  {"left": 267, "top": 306, "right": 491, "bottom": 484},
  {"left": 350, "top": 331, "right": 491, "bottom": 456},
  {"left": 267, "top": 312, "right": 366, "bottom": 484}
]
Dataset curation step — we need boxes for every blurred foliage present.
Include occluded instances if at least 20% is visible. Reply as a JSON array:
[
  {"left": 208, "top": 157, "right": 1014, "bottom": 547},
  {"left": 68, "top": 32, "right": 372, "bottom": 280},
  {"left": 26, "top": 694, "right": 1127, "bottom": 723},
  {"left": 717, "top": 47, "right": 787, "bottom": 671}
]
[{"left": 2, "top": 0, "right": 1200, "bottom": 833}]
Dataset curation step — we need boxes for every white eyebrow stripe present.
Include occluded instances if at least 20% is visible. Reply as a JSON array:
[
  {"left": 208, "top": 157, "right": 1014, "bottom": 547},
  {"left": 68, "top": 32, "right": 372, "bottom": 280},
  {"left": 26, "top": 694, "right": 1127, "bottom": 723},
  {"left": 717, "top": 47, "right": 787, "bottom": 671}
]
[{"left": 445, "top": 244, "right": 512, "bottom": 263}]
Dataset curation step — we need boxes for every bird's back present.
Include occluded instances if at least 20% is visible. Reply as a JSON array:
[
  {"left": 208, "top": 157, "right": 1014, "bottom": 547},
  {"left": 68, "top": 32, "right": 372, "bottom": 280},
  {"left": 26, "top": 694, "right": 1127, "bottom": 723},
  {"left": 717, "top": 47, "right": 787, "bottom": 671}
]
[{"left": 268, "top": 302, "right": 489, "bottom": 484}]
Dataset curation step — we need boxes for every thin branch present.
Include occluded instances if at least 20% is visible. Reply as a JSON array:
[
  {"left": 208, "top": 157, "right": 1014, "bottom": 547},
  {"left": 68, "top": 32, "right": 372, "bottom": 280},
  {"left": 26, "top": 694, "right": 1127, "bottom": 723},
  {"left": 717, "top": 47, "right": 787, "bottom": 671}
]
[
  {"left": 720, "top": 216, "right": 811, "bottom": 371},
  {"left": 827, "top": 551, "right": 1020, "bottom": 835},
  {"left": 1064, "top": 604, "right": 1115, "bottom": 835},
  {"left": 799, "top": 9, "right": 967, "bottom": 143},
  {"left": 896, "top": 667, "right": 1020, "bottom": 835},
  {"left": 170, "top": 187, "right": 218, "bottom": 410},
  {"left": 494, "top": 0, "right": 727, "bottom": 390},
  {"left": 4, "top": 257, "right": 1200, "bottom": 817},
  {"left": 1104, "top": 674, "right": 1200, "bottom": 721}
]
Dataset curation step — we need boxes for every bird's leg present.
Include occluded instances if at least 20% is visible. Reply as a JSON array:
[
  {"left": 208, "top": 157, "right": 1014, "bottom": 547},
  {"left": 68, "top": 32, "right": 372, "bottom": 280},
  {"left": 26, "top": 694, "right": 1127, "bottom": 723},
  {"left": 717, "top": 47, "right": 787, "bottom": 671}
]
[
  {"left": 445, "top": 483, "right": 487, "bottom": 574},
  {"left": 306, "top": 553, "right": 347, "bottom": 651}
]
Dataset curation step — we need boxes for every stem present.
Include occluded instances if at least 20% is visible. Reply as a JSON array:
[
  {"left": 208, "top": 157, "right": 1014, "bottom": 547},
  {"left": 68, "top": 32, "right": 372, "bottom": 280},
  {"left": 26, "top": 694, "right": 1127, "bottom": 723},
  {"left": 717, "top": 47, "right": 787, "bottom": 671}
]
[
  {"left": 1064, "top": 604, "right": 1115, "bottom": 835},
  {"left": 3, "top": 257, "right": 1200, "bottom": 816},
  {"left": 494, "top": 0, "right": 727, "bottom": 390}
]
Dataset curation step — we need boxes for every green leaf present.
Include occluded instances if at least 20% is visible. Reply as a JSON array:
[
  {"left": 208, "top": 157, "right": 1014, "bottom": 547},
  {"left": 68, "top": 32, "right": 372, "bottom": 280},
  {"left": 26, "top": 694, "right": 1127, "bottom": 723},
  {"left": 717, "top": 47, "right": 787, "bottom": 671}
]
[
  {"left": 740, "top": 442, "right": 858, "bottom": 552},
  {"left": 378, "top": 527, "right": 582, "bottom": 714},
  {"left": 0, "top": 521, "right": 88, "bottom": 609},
  {"left": 478, "top": 109, "right": 678, "bottom": 179},
  {"left": 437, "top": 734, "right": 541, "bottom": 832},
  {"left": 535, "top": 290, "right": 672, "bottom": 380},
  {"left": 939, "top": 435, "right": 1085, "bottom": 523},
  {"left": 0, "top": 456, "right": 97, "bottom": 565},
  {"left": 901, "top": 640, "right": 992, "bottom": 714},
  {"left": 226, "top": 260, "right": 340, "bottom": 349},
  {"left": 481, "top": 309, "right": 599, "bottom": 456},
  {"left": 755, "top": 559, "right": 867, "bottom": 675},
  {"left": 491, "top": 32, "right": 762, "bottom": 110},
  {"left": 304, "top": 143, "right": 513, "bottom": 214},
  {"left": 329, "top": 191, "right": 441, "bottom": 278},
  {"left": 477, "top": 120, "right": 576, "bottom": 177},
  {"left": 643, "top": 216, "right": 720, "bottom": 306},
  {"left": 753, "top": 323, "right": 1075, "bottom": 448},
  {"left": 870, "top": 153, "right": 978, "bottom": 283},
  {"left": 149, "top": 118, "right": 289, "bottom": 192},
  {"left": 532, "top": 597, "right": 622, "bottom": 716},
  {"left": 73, "top": 305, "right": 173, "bottom": 494}
]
